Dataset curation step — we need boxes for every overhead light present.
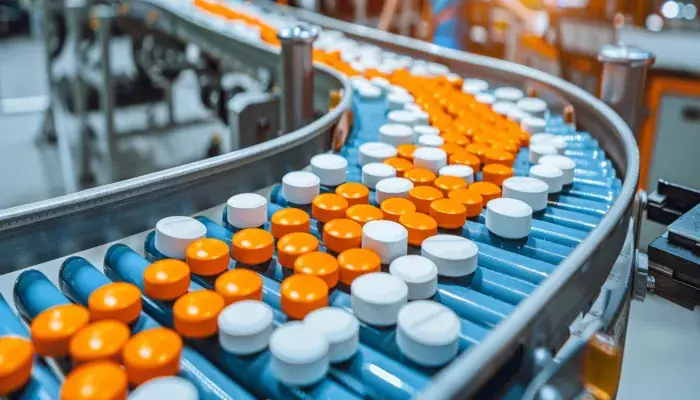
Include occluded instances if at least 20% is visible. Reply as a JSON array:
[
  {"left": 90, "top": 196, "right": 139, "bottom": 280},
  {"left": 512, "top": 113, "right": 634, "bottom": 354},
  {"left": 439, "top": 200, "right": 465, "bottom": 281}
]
[
  {"left": 646, "top": 14, "right": 664, "bottom": 32},
  {"left": 661, "top": 1, "right": 680, "bottom": 19},
  {"left": 683, "top": 4, "right": 697, "bottom": 20}
]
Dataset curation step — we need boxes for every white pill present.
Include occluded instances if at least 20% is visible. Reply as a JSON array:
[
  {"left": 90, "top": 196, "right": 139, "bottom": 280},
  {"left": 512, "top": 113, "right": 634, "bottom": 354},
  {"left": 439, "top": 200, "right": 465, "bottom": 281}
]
[
  {"left": 349, "top": 76, "right": 369, "bottom": 91},
  {"left": 507, "top": 108, "right": 531, "bottom": 123},
  {"left": 529, "top": 144, "right": 558, "bottom": 164},
  {"left": 226, "top": 193, "right": 268, "bottom": 229},
  {"left": 492, "top": 101, "right": 516, "bottom": 116},
  {"left": 486, "top": 198, "right": 533, "bottom": 239},
  {"left": 375, "top": 177, "right": 414, "bottom": 204},
  {"left": 358, "top": 142, "right": 397, "bottom": 166},
  {"left": 269, "top": 322, "right": 330, "bottom": 387},
  {"left": 282, "top": 171, "right": 321, "bottom": 205},
  {"left": 462, "top": 79, "right": 489, "bottom": 94},
  {"left": 388, "top": 110, "right": 419, "bottom": 127},
  {"left": 389, "top": 85, "right": 409, "bottom": 96},
  {"left": 475, "top": 93, "right": 496, "bottom": 105},
  {"left": 427, "top": 62, "right": 450, "bottom": 76},
  {"left": 413, "top": 126, "right": 440, "bottom": 144},
  {"left": 351, "top": 272, "right": 408, "bottom": 326},
  {"left": 310, "top": 154, "right": 348, "bottom": 187},
  {"left": 539, "top": 155, "right": 576, "bottom": 185},
  {"left": 404, "top": 108, "right": 429, "bottom": 125},
  {"left": 530, "top": 133, "right": 556, "bottom": 145},
  {"left": 421, "top": 235, "right": 478, "bottom": 277},
  {"left": 529, "top": 164, "right": 564, "bottom": 193},
  {"left": 349, "top": 61, "right": 366, "bottom": 73},
  {"left": 404, "top": 103, "right": 422, "bottom": 114},
  {"left": 357, "top": 84, "right": 382, "bottom": 100},
  {"left": 387, "top": 92, "right": 414, "bottom": 111},
  {"left": 502, "top": 177, "right": 549, "bottom": 212},
  {"left": 155, "top": 216, "right": 206, "bottom": 259},
  {"left": 389, "top": 255, "right": 438, "bottom": 300},
  {"left": 129, "top": 377, "right": 199, "bottom": 400},
  {"left": 304, "top": 308, "right": 359, "bottom": 363},
  {"left": 370, "top": 77, "right": 391, "bottom": 92},
  {"left": 362, "top": 163, "right": 397, "bottom": 189},
  {"left": 362, "top": 220, "right": 409, "bottom": 264},
  {"left": 218, "top": 300, "right": 274, "bottom": 356},
  {"left": 439, "top": 165, "right": 474, "bottom": 184},
  {"left": 379, "top": 124, "right": 414, "bottom": 146},
  {"left": 417, "top": 134, "right": 444, "bottom": 148},
  {"left": 517, "top": 98, "right": 548, "bottom": 117},
  {"left": 521, "top": 117, "right": 547, "bottom": 134},
  {"left": 494, "top": 87, "right": 525, "bottom": 102},
  {"left": 413, "top": 147, "right": 447, "bottom": 173},
  {"left": 541, "top": 136, "right": 567, "bottom": 154},
  {"left": 396, "top": 301, "right": 460, "bottom": 367}
]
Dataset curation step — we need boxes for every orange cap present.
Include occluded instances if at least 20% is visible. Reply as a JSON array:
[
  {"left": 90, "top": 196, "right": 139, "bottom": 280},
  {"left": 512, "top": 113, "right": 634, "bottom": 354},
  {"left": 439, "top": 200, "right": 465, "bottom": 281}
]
[
  {"left": 490, "top": 138, "right": 519, "bottom": 154},
  {"left": 448, "top": 188, "right": 484, "bottom": 217},
  {"left": 122, "top": 328, "right": 181, "bottom": 385},
  {"left": 405, "top": 168, "right": 437, "bottom": 187},
  {"left": 337, "top": 249, "right": 382, "bottom": 286},
  {"left": 517, "top": 130, "right": 530, "bottom": 147},
  {"left": 322, "top": 219, "right": 362, "bottom": 253},
  {"left": 380, "top": 198, "right": 417, "bottom": 222},
  {"left": 335, "top": 182, "right": 370, "bottom": 206},
  {"left": 439, "top": 143, "right": 467, "bottom": 157},
  {"left": 465, "top": 143, "right": 491, "bottom": 163},
  {"left": 215, "top": 269, "right": 263, "bottom": 305},
  {"left": 0, "top": 337, "right": 34, "bottom": 396},
  {"left": 434, "top": 175, "right": 468, "bottom": 196},
  {"left": 345, "top": 204, "right": 383, "bottom": 226},
  {"left": 408, "top": 185, "right": 444, "bottom": 214},
  {"left": 173, "top": 290, "right": 224, "bottom": 339},
  {"left": 280, "top": 275, "right": 329, "bottom": 319},
  {"left": 60, "top": 361, "right": 127, "bottom": 400},
  {"left": 482, "top": 164, "right": 515, "bottom": 186},
  {"left": 88, "top": 282, "right": 142, "bottom": 325},
  {"left": 270, "top": 208, "right": 310, "bottom": 239},
  {"left": 399, "top": 212, "right": 438, "bottom": 246},
  {"left": 470, "top": 181, "right": 502, "bottom": 203},
  {"left": 449, "top": 151, "right": 481, "bottom": 172},
  {"left": 397, "top": 144, "right": 417, "bottom": 161},
  {"left": 30, "top": 304, "right": 90, "bottom": 357},
  {"left": 69, "top": 320, "right": 130, "bottom": 364},
  {"left": 186, "top": 238, "right": 230, "bottom": 277},
  {"left": 231, "top": 228, "right": 274, "bottom": 265},
  {"left": 483, "top": 149, "right": 515, "bottom": 167},
  {"left": 143, "top": 260, "right": 190, "bottom": 301},
  {"left": 440, "top": 132, "right": 470, "bottom": 146},
  {"left": 294, "top": 251, "right": 340, "bottom": 288},
  {"left": 277, "top": 232, "right": 319, "bottom": 268},
  {"left": 312, "top": 194, "right": 349, "bottom": 223},
  {"left": 429, "top": 199, "right": 468, "bottom": 229},
  {"left": 384, "top": 157, "right": 413, "bottom": 177}
]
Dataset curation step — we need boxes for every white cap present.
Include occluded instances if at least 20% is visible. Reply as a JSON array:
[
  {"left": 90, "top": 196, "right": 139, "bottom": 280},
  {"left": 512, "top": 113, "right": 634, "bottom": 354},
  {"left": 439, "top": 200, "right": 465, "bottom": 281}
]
[
  {"left": 530, "top": 133, "right": 556, "bottom": 145},
  {"left": 226, "top": 193, "right": 268, "bottom": 229},
  {"left": 413, "top": 147, "right": 447, "bottom": 173},
  {"left": 502, "top": 177, "right": 549, "bottom": 212},
  {"left": 389, "top": 255, "right": 438, "bottom": 300},
  {"left": 417, "top": 135, "right": 445, "bottom": 148},
  {"left": 494, "top": 87, "right": 525, "bottom": 102},
  {"left": 413, "top": 126, "right": 440, "bottom": 144},
  {"left": 304, "top": 308, "right": 359, "bottom": 363},
  {"left": 517, "top": 98, "right": 548, "bottom": 117},
  {"left": 218, "top": 300, "right": 274, "bottom": 355},
  {"left": 389, "top": 85, "right": 409, "bottom": 96},
  {"left": 370, "top": 77, "right": 391, "bottom": 92},
  {"left": 378, "top": 124, "right": 414, "bottom": 146},
  {"left": 155, "top": 216, "right": 207, "bottom": 259},
  {"left": 404, "top": 103, "right": 423, "bottom": 114},
  {"left": 362, "top": 220, "right": 409, "bottom": 264},
  {"left": 349, "top": 76, "right": 369, "bottom": 91},
  {"left": 362, "top": 163, "right": 397, "bottom": 189},
  {"left": 529, "top": 144, "right": 558, "bottom": 164},
  {"left": 475, "top": 93, "right": 496, "bottom": 105},
  {"left": 375, "top": 177, "right": 413, "bottom": 204},
  {"left": 282, "top": 171, "right": 321, "bottom": 205},
  {"left": 387, "top": 92, "right": 414, "bottom": 111},
  {"left": 427, "top": 62, "right": 450, "bottom": 76},
  {"left": 462, "top": 79, "right": 489, "bottom": 94},
  {"left": 539, "top": 155, "right": 576, "bottom": 185},
  {"left": 439, "top": 165, "right": 474, "bottom": 184},
  {"left": 530, "top": 164, "right": 564, "bottom": 193},
  {"left": 492, "top": 101, "right": 516, "bottom": 116},
  {"left": 521, "top": 117, "right": 547, "bottom": 134},
  {"left": 269, "top": 322, "right": 330, "bottom": 387},
  {"left": 357, "top": 84, "right": 382, "bottom": 100},
  {"left": 358, "top": 142, "right": 397, "bottom": 166},
  {"left": 129, "top": 377, "right": 199, "bottom": 400},
  {"left": 351, "top": 272, "right": 408, "bottom": 326},
  {"left": 507, "top": 108, "right": 531, "bottom": 123},
  {"left": 421, "top": 235, "right": 478, "bottom": 277},
  {"left": 541, "top": 136, "right": 567, "bottom": 154},
  {"left": 405, "top": 108, "right": 429, "bottom": 126},
  {"left": 310, "top": 154, "right": 348, "bottom": 187},
  {"left": 387, "top": 110, "right": 419, "bottom": 127},
  {"left": 396, "top": 301, "right": 460, "bottom": 367},
  {"left": 486, "top": 198, "right": 533, "bottom": 239}
]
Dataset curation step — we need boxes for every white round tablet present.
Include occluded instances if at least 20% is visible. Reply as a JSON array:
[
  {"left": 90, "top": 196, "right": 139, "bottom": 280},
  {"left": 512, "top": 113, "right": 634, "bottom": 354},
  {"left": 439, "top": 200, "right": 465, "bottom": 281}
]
[
  {"left": 439, "top": 165, "right": 474, "bottom": 184},
  {"left": 530, "top": 133, "right": 556, "bottom": 145},
  {"left": 539, "top": 155, "right": 576, "bottom": 185},
  {"left": 502, "top": 177, "right": 549, "bottom": 212},
  {"left": 370, "top": 77, "right": 391, "bottom": 93},
  {"left": 427, "top": 62, "right": 450, "bottom": 76},
  {"left": 349, "top": 76, "right": 369, "bottom": 91},
  {"left": 396, "top": 301, "right": 460, "bottom": 367},
  {"left": 387, "top": 92, "right": 414, "bottom": 111},
  {"left": 375, "top": 177, "right": 414, "bottom": 204},
  {"left": 530, "top": 164, "right": 564, "bottom": 193},
  {"left": 357, "top": 84, "right": 382, "bottom": 100},
  {"left": 494, "top": 87, "right": 525, "bottom": 102},
  {"left": 362, "top": 220, "right": 409, "bottom": 264},
  {"left": 517, "top": 98, "right": 548, "bottom": 117},
  {"left": 541, "top": 136, "right": 567, "bottom": 154},
  {"left": 362, "top": 163, "right": 397, "bottom": 189},
  {"left": 413, "top": 147, "right": 447, "bottom": 173},
  {"left": 529, "top": 144, "right": 558, "bottom": 164},
  {"left": 129, "top": 377, "right": 199, "bottom": 400},
  {"left": 507, "top": 108, "right": 531, "bottom": 123},
  {"left": 462, "top": 79, "right": 489, "bottom": 94},
  {"left": 389, "top": 85, "right": 409, "bottom": 96},
  {"left": 351, "top": 272, "right": 408, "bottom": 326},
  {"left": 521, "top": 117, "right": 547, "bottom": 134},
  {"left": 310, "top": 154, "right": 348, "bottom": 187},
  {"left": 475, "top": 93, "right": 496, "bottom": 105},
  {"left": 417, "top": 134, "right": 445, "bottom": 148},
  {"left": 226, "top": 193, "right": 268, "bottom": 229},
  {"left": 413, "top": 125, "right": 440, "bottom": 144},
  {"left": 379, "top": 124, "right": 414, "bottom": 147},
  {"left": 218, "top": 300, "right": 274, "bottom": 355},
  {"left": 389, "top": 255, "right": 438, "bottom": 300},
  {"left": 486, "top": 198, "right": 533, "bottom": 239},
  {"left": 282, "top": 171, "right": 321, "bottom": 205},
  {"left": 269, "top": 322, "right": 330, "bottom": 387},
  {"left": 408, "top": 109, "right": 429, "bottom": 126},
  {"left": 358, "top": 142, "right": 397, "bottom": 166},
  {"left": 155, "top": 216, "right": 207, "bottom": 259},
  {"left": 404, "top": 103, "right": 423, "bottom": 114},
  {"left": 304, "top": 308, "right": 360, "bottom": 363},
  {"left": 387, "top": 110, "right": 419, "bottom": 127},
  {"left": 492, "top": 101, "right": 516, "bottom": 116},
  {"left": 421, "top": 235, "right": 478, "bottom": 277}
]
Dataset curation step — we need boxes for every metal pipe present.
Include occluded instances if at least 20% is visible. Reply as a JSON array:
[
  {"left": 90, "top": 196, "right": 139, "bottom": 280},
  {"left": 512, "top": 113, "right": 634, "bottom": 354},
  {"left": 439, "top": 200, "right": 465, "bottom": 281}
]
[
  {"left": 277, "top": 25, "right": 318, "bottom": 134},
  {"left": 95, "top": 5, "right": 116, "bottom": 177},
  {"left": 39, "top": 0, "right": 57, "bottom": 143}
]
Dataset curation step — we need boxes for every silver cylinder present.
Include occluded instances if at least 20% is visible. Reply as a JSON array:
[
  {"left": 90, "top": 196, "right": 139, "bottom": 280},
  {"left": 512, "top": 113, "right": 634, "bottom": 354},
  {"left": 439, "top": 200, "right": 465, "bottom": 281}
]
[
  {"left": 278, "top": 25, "right": 318, "bottom": 134},
  {"left": 598, "top": 44, "right": 655, "bottom": 138}
]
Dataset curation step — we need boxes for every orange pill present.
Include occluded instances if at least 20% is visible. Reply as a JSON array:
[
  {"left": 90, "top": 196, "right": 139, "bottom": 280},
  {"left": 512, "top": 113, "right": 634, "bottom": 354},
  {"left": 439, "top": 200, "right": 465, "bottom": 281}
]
[
  {"left": 277, "top": 232, "right": 319, "bottom": 268},
  {"left": 470, "top": 181, "right": 502, "bottom": 203},
  {"left": 231, "top": 228, "right": 274, "bottom": 265},
  {"left": 280, "top": 275, "right": 329, "bottom": 320},
  {"left": 270, "top": 208, "right": 310, "bottom": 239},
  {"left": 448, "top": 188, "right": 484, "bottom": 217},
  {"left": 465, "top": 143, "right": 491, "bottom": 163},
  {"left": 491, "top": 138, "right": 519, "bottom": 154},
  {"left": 345, "top": 204, "right": 384, "bottom": 226},
  {"left": 173, "top": 290, "right": 225, "bottom": 339},
  {"left": 294, "top": 251, "right": 340, "bottom": 288},
  {"left": 60, "top": 361, "right": 127, "bottom": 400},
  {"left": 439, "top": 143, "right": 467, "bottom": 157},
  {"left": 88, "top": 282, "right": 142, "bottom": 325},
  {"left": 482, "top": 164, "right": 515, "bottom": 186},
  {"left": 384, "top": 157, "right": 413, "bottom": 177},
  {"left": 404, "top": 168, "right": 437, "bottom": 187},
  {"left": 483, "top": 149, "right": 515, "bottom": 167},
  {"left": 335, "top": 182, "right": 370, "bottom": 206},
  {"left": 408, "top": 185, "right": 444, "bottom": 214},
  {"left": 429, "top": 199, "right": 467, "bottom": 229},
  {"left": 122, "top": 328, "right": 182, "bottom": 386},
  {"left": 337, "top": 249, "right": 382, "bottom": 286},
  {"left": 312, "top": 194, "right": 349, "bottom": 223},
  {"left": 440, "top": 132, "right": 470, "bottom": 146},
  {"left": 31, "top": 304, "right": 90, "bottom": 357},
  {"left": 69, "top": 320, "right": 131, "bottom": 364},
  {"left": 0, "top": 337, "right": 34, "bottom": 396},
  {"left": 380, "top": 198, "right": 417, "bottom": 222},
  {"left": 143, "top": 260, "right": 190, "bottom": 301},
  {"left": 186, "top": 238, "right": 230, "bottom": 277},
  {"left": 434, "top": 175, "right": 468, "bottom": 196},
  {"left": 323, "top": 219, "right": 362, "bottom": 253},
  {"left": 399, "top": 212, "right": 438, "bottom": 246},
  {"left": 449, "top": 151, "right": 481, "bottom": 172},
  {"left": 397, "top": 144, "right": 417, "bottom": 161},
  {"left": 215, "top": 269, "right": 263, "bottom": 305}
]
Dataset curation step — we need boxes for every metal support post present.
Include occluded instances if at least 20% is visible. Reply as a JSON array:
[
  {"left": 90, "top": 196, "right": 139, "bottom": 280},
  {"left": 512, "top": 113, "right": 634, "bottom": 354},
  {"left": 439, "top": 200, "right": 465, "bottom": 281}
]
[
  {"left": 39, "top": 0, "right": 57, "bottom": 143},
  {"left": 277, "top": 25, "right": 318, "bottom": 134},
  {"left": 95, "top": 5, "right": 116, "bottom": 179}
]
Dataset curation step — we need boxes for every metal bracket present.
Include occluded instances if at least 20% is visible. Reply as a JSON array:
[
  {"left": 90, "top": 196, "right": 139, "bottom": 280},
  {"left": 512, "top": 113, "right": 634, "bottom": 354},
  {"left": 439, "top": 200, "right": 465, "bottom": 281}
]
[{"left": 227, "top": 92, "right": 281, "bottom": 151}]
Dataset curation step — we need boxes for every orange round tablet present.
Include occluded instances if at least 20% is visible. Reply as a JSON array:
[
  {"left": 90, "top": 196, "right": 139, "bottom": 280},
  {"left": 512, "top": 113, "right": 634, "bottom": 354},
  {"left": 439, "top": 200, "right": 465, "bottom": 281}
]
[
  {"left": 88, "top": 282, "right": 142, "bottom": 325},
  {"left": 490, "top": 138, "right": 518, "bottom": 154},
  {"left": 323, "top": 219, "right": 362, "bottom": 253},
  {"left": 434, "top": 175, "right": 467, "bottom": 196},
  {"left": 380, "top": 198, "right": 417, "bottom": 222},
  {"left": 439, "top": 143, "right": 467, "bottom": 157},
  {"left": 429, "top": 199, "right": 467, "bottom": 229},
  {"left": 384, "top": 157, "right": 413, "bottom": 177},
  {"left": 482, "top": 164, "right": 515, "bottom": 186},
  {"left": 399, "top": 212, "right": 438, "bottom": 246},
  {"left": 173, "top": 290, "right": 224, "bottom": 339},
  {"left": 312, "top": 194, "right": 349, "bottom": 223},
  {"left": 483, "top": 149, "right": 515, "bottom": 167},
  {"left": 143, "top": 260, "right": 190, "bottom": 301},
  {"left": 214, "top": 269, "right": 263, "bottom": 305},
  {"left": 449, "top": 151, "right": 481, "bottom": 172},
  {"left": 408, "top": 185, "right": 444, "bottom": 214},
  {"left": 465, "top": 143, "right": 491, "bottom": 163},
  {"left": 335, "top": 182, "right": 370, "bottom": 206},
  {"left": 186, "top": 238, "right": 230, "bottom": 277},
  {"left": 294, "top": 251, "right": 340, "bottom": 288},
  {"left": 122, "top": 328, "right": 182, "bottom": 386},
  {"left": 440, "top": 132, "right": 469, "bottom": 147},
  {"left": 404, "top": 168, "right": 437, "bottom": 187},
  {"left": 280, "top": 275, "right": 329, "bottom": 319},
  {"left": 517, "top": 130, "right": 530, "bottom": 146},
  {"left": 0, "top": 337, "right": 34, "bottom": 396},
  {"left": 470, "top": 181, "right": 502, "bottom": 203},
  {"left": 337, "top": 249, "right": 381, "bottom": 286},
  {"left": 231, "top": 228, "right": 274, "bottom": 265},
  {"left": 448, "top": 189, "right": 484, "bottom": 217},
  {"left": 345, "top": 204, "right": 384, "bottom": 226},
  {"left": 69, "top": 320, "right": 130, "bottom": 364},
  {"left": 270, "top": 208, "right": 310, "bottom": 239},
  {"left": 61, "top": 361, "right": 127, "bottom": 400},
  {"left": 277, "top": 232, "right": 319, "bottom": 268},
  {"left": 31, "top": 304, "right": 90, "bottom": 357},
  {"left": 397, "top": 144, "right": 417, "bottom": 161}
]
